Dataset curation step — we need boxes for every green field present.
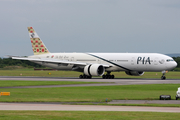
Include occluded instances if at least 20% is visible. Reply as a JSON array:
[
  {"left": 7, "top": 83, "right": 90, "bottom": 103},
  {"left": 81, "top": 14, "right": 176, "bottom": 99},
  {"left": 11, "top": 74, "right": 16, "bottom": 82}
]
[
  {"left": 0, "top": 69, "right": 180, "bottom": 108},
  {"left": 0, "top": 69, "right": 180, "bottom": 79},
  {"left": 0, "top": 111, "right": 180, "bottom": 120},
  {"left": 0, "top": 84, "right": 179, "bottom": 103},
  {"left": 0, "top": 80, "right": 104, "bottom": 87},
  {"left": 0, "top": 70, "right": 180, "bottom": 119}
]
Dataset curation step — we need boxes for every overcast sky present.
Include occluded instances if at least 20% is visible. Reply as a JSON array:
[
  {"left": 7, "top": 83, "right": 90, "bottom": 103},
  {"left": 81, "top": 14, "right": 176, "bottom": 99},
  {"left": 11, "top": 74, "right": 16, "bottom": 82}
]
[{"left": 0, "top": 0, "right": 180, "bottom": 57}]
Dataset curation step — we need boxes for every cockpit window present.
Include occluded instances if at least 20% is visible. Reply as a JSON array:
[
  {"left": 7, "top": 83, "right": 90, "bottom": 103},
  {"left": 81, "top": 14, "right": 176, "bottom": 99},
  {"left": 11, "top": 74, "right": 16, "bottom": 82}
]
[{"left": 166, "top": 59, "right": 174, "bottom": 62}]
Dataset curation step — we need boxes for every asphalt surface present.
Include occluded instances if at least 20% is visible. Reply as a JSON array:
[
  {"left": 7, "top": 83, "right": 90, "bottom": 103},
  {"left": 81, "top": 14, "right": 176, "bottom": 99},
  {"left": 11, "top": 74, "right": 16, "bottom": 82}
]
[
  {"left": 0, "top": 76, "right": 180, "bottom": 88},
  {"left": 0, "top": 103, "right": 180, "bottom": 112},
  {"left": 0, "top": 76, "right": 180, "bottom": 112}
]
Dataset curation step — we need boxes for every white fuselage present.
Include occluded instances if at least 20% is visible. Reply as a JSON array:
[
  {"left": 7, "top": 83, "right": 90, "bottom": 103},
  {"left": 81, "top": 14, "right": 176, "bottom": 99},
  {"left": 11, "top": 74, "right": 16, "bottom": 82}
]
[{"left": 29, "top": 53, "right": 177, "bottom": 72}]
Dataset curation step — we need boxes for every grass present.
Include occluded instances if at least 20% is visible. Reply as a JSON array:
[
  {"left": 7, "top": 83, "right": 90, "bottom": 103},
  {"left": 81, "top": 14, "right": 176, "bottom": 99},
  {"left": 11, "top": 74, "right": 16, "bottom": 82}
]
[
  {"left": 0, "top": 69, "right": 180, "bottom": 107},
  {"left": 0, "top": 111, "right": 180, "bottom": 120},
  {"left": 0, "top": 80, "right": 105, "bottom": 87},
  {"left": 0, "top": 69, "right": 180, "bottom": 118},
  {"left": 0, "top": 69, "right": 81, "bottom": 77},
  {"left": 0, "top": 84, "right": 180, "bottom": 103},
  {"left": 0, "top": 69, "right": 180, "bottom": 79}
]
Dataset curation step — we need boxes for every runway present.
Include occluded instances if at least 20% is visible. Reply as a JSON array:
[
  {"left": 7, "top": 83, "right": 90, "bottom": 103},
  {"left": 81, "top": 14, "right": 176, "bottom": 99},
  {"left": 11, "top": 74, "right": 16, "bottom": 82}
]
[
  {"left": 0, "top": 76, "right": 180, "bottom": 89},
  {"left": 0, "top": 103, "right": 180, "bottom": 112}
]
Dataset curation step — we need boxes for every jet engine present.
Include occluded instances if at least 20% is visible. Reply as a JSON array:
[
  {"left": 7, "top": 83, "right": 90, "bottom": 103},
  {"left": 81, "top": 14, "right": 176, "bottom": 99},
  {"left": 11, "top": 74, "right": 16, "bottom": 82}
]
[
  {"left": 125, "top": 71, "right": 144, "bottom": 76},
  {"left": 84, "top": 64, "right": 105, "bottom": 76}
]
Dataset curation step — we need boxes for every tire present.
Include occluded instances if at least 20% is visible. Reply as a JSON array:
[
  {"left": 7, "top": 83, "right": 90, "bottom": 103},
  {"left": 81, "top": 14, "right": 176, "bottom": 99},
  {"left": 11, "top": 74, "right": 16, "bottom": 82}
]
[
  {"left": 109, "top": 75, "right": 112, "bottom": 79},
  {"left": 88, "top": 76, "right": 92, "bottom": 79},
  {"left": 112, "top": 75, "right": 114, "bottom": 79},
  {"left": 102, "top": 75, "right": 105, "bottom": 79},
  {"left": 83, "top": 75, "right": 87, "bottom": 79},
  {"left": 105, "top": 75, "right": 109, "bottom": 79},
  {"left": 161, "top": 76, "right": 166, "bottom": 80},
  {"left": 79, "top": 75, "right": 83, "bottom": 79}
]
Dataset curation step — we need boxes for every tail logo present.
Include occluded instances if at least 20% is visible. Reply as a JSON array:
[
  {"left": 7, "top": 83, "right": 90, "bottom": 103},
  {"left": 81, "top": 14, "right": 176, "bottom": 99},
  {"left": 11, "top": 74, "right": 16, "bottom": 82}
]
[
  {"left": 30, "top": 33, "right": 35, "bottom": 38},
  {"left": 28, "top": 27, "right": 50, "bottom": 55}
]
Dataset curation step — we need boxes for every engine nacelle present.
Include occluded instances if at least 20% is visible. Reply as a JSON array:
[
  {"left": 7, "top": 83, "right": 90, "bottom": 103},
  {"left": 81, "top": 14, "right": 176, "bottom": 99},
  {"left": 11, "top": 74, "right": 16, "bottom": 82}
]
[
  {"left": 125, "top": 71, "right": 144, "bottom": 76},
  {"left": 84, "top": 64, "right": 105, "bottom": 76}
]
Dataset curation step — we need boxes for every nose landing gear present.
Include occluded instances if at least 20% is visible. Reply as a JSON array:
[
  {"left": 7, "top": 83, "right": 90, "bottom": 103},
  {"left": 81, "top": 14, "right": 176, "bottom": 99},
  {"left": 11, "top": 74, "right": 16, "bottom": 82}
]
[{"left": 161, "top": 71, "right": 166, "bottom": 80}]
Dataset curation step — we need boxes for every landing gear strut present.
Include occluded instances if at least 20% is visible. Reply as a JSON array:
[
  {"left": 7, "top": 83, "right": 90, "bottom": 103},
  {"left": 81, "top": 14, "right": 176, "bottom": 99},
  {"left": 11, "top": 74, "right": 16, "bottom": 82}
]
[
  {"left": 102, "top": 72, "right": 115, "bottom": 79},
  {"left": 79, "top": 74, "right": 92, "bottom": 79},
  {"left": 161, "top": 71, "right": 166, "bottom": 80}
]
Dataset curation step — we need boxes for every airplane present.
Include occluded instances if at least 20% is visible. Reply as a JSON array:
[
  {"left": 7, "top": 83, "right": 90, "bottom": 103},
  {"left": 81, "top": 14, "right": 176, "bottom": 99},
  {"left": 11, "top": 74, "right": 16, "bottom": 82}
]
[{"left": 12, "top": 27, "right": 177, "bottom": 80}]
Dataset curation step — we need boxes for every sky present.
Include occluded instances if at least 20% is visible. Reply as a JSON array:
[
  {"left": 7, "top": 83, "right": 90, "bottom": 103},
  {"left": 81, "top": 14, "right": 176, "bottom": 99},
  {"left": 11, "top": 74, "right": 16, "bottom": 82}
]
[{"left": 0, "top": 0, "right": 180, "bottom": 57}]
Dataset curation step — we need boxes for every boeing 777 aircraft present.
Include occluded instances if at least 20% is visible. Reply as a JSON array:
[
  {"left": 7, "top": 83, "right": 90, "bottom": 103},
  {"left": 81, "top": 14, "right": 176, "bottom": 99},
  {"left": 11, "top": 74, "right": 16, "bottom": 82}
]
[{"left": 12, "top": 27, "right": 177, "bottom": 79}]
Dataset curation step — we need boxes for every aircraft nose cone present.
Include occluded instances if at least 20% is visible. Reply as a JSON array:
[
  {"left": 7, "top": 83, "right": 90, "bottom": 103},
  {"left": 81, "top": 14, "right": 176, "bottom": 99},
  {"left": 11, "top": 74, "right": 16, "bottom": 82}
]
[
  {"left": 166, "top": 61, "right": 177, "bottom": 70},
  {"left": 171, "top": 61, "right": 177, "bottom": 70},
  {"left": 174, "top": 61, "right": 177, "bottom": 68}
]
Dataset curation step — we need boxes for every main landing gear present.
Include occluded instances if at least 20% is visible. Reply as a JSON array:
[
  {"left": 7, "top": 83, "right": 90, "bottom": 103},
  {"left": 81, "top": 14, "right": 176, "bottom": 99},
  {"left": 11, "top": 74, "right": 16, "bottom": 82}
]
[
  {"left": 161, "top": 71, "right": 166, "bottom": 80},
  {"left": 102, "top": 72, "right": 115, "bottom": 79},
  {"left": 79, "top": 74, "right": 92, "bottom": 79}
]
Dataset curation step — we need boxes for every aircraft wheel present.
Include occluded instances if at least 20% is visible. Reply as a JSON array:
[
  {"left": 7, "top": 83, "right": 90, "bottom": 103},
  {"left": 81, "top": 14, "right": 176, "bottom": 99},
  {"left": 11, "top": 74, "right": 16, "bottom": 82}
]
[
  {"left": 161, "top": 76, "right": 166, "bottom": 80},
  {"left": 79, "top": 75, "right": 83, "bottom": 79},
  {"left": 84, "top": 75, "right": 88, "bottom": 79},
  {"left": 102, "top": 75, "right": 106, "bottom": 79},
  {"left": 88, "top": 76, "right": 92, "bottom": 79},
  {"left": 106, "top": 75, "right": 110, "bottom": 79},
  {"left": 111, "top": 75, "right": 114, "bottom": 79},
  {"left": 102, "top": 74, "right": 115, "bottom": 79},
  {"left": 79, "top": 74, "right": 92, "bottom": 79}
]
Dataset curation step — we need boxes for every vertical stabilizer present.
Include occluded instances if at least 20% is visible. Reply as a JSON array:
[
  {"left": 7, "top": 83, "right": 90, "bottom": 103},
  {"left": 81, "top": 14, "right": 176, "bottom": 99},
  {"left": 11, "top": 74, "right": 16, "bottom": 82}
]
[{"left": 28, "top": 27, "right": 50, "bottom": 55}]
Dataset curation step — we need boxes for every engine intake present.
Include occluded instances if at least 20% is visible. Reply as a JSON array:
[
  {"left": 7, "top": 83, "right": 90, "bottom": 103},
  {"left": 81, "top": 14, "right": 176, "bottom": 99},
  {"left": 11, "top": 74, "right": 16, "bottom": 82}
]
[
  {"left": 125, "top": 71, "right": 144, "bottom": 76},
  {"left": 84, "top": 64, "right": 105, "bottom": 76}
]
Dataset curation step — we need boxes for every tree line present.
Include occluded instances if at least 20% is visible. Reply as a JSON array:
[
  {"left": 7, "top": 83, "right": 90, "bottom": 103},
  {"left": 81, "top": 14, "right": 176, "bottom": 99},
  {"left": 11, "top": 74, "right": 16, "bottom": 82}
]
[
  {"left": 0, "top": 58, "right": 43, "bottom": 68},
  {"left": 173, "top": 57, "right": 180, "bottom": 71},
  {"left": 0, "top": 57, "right": 180, "bottom": 70}
]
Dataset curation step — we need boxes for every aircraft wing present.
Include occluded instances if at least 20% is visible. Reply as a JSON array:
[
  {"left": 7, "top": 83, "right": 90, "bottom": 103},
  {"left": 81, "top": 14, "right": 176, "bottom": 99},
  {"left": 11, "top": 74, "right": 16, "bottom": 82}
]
[{"left": 12, "top": 57, "right": 110, "bottom": 67}]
